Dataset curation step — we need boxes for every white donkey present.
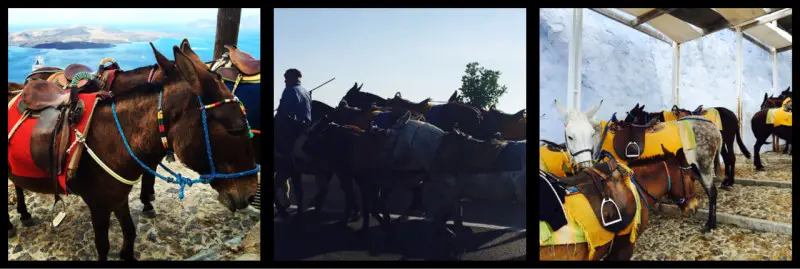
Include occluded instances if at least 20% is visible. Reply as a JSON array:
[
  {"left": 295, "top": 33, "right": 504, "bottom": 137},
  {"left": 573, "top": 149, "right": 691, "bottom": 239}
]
[{"left": 553, "top": 100, "right": 722, "bottom": 233}]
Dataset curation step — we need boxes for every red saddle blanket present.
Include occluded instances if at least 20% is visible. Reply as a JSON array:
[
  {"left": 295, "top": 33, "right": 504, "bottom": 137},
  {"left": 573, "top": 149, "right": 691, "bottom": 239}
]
[{"left": 8, "top": 92, "right": 104, "bottom": 194}]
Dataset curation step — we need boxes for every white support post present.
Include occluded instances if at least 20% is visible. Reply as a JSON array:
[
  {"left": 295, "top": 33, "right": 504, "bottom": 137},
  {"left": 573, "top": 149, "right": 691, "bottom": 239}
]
[
  {"left": 772, "top": 48, "right": 778, "bottom": 93},
  {"left": 566, "top": 8, "right": 583, "bottom": 110},
  {"left": 735, "top": 27, "right": 744, "bottom": 151},
  {"left": 672, "top": 41, "right": 681, "bottom": 108},
  {"left": 772, "top": 48, "right": 780, "bottom": 152}
]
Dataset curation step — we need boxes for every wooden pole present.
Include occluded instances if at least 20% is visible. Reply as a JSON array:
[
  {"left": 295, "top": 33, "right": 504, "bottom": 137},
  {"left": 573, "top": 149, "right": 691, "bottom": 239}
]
[{"left": 213, "top": 8, "right": 242, "bottom": 61}]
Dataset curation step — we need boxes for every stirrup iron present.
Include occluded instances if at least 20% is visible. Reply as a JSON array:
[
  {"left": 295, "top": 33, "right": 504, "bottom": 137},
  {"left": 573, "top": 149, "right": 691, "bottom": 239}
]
[
  {"left": 625, "top": 142, "right": 641, "bottom": 158},
  {"left": 600, "top": 198, "right": 622, "bottom": 227}
]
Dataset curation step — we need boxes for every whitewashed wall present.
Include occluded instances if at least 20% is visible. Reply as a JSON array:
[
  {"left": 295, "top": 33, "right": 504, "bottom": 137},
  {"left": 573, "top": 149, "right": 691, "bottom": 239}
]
[{"left": 539, "top": 8, "right": 793, "bottom": 152}]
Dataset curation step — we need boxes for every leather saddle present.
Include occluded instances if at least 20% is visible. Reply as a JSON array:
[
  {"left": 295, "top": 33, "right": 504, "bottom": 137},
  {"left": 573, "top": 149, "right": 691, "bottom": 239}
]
[
  {"left": 51, "top": 63, "right": 96, "bottom": 88},
  {"left": 17, "top": 80, "right": 89, "bottom": 177},
  {"left": 216, "top": 45, "right": 260, "bottom": 81},
  {"left": 554, "top": 159, "right": 634, "bottom": 234},
  {"left": 611, "top": 118, "right": 660, "bottom": 160}
]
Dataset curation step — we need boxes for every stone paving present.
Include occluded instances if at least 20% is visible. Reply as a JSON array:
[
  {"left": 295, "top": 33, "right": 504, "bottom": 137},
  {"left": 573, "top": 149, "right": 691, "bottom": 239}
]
[{"left": 8, "top": 161, "right": 261, "bottom": 261}]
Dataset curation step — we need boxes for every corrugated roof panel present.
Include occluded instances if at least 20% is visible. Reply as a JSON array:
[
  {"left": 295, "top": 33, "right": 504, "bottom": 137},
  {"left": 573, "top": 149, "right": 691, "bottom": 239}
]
[
  {"left": 714, "top": 8, "right": 767, "bottom": 25},
  {"left": 646, "top": 14, "right": 703, "bottom": 43},
  {"left": 746, "top": 23, "right": 792, "bottom": 49}
]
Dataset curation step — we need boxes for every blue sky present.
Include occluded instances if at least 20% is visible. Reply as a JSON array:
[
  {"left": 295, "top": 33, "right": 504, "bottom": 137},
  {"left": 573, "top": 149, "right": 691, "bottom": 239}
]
[
  {"left": 274, "top": 8, "right": 526, "bottom": 114},
  {"left": 8, "top": 8, "right": 260, "bottom": 28}
]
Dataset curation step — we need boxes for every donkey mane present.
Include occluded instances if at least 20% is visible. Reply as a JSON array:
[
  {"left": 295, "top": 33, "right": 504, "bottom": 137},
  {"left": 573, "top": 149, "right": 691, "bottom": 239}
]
[{"left": 104, "top": 81, "right": 165, "bottom": 101}]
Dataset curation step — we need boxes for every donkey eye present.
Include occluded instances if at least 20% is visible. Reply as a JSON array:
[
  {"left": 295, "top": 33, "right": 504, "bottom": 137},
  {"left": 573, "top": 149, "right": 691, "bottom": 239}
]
[{"left": 568, "top": 136, "right": 573, "bottom": 140}]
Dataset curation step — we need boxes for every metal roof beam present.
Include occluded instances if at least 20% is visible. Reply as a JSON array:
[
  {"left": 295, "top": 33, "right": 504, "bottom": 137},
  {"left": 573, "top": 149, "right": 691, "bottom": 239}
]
[
  {"left": 591, "top": 8, "right": 673, "bottom": 44},
  {"left": 777, "top": 45, "right": 792, "bottom": 53},
  {"left": 632, "top": 8, "right": 676, "bottom": 27},
  {"left": 736, "top": 8, "right": 792, "bottom": 31}
]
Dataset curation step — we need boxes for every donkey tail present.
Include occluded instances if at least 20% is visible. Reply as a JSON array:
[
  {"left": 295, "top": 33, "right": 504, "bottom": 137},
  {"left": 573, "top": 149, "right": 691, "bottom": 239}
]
[{"left": 734, "top": 125, "right": 752, "bottom": 159}]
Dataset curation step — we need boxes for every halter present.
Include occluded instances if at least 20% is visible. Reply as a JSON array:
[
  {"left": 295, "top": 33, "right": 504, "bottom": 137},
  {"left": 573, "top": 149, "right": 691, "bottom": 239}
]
[{"left": 111, "top": 84, "right": 260, "bottom": 199}]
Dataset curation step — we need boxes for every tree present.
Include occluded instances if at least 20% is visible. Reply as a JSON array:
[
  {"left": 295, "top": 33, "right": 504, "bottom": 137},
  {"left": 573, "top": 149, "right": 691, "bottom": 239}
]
[{"left": 456, "top": 62, "right": 508, "bottom": 110}]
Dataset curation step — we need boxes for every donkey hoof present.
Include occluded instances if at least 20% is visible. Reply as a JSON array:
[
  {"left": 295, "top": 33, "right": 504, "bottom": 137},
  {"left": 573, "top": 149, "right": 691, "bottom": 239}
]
[
  {"left": 755, "top": 166, "right": 765, "bottom": 171},
  {"left": 142, "top": 209, "right": 157, "bottom": 218},
  {"left": 21, "top": 217, "right": 38, "bottom": 227},
  {"left": 720, "top": 185, "right": 733, "bottom": 191}
]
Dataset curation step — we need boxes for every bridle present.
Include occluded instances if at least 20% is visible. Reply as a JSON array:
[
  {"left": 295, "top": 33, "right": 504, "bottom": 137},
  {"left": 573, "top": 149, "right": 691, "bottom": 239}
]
[{"left": 111, "top": 76, "right": 259, "bottom": 199}]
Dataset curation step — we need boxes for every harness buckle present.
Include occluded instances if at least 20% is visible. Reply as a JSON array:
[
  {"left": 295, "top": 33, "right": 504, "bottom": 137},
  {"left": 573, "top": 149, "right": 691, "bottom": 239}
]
[
  {"left": 625, "top": 142, "right": 641, "bottom": 158},
  {"left": 600, "top": 197, "right": 623, "bottom": 227}
]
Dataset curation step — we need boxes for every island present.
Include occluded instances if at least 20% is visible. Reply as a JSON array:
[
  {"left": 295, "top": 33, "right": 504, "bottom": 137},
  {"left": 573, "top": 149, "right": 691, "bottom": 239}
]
[{"left": 8, "top": 26, "right": 181, "bottom": 50}]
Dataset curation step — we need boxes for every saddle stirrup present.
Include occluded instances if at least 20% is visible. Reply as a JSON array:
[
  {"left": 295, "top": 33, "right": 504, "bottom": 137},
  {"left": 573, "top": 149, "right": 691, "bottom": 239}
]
[
  {"left": 600, "top": 197, "right": 623, "bottom": 227},
  {"left": 625, "top": 142, "right": 641, "bottom": 158}
]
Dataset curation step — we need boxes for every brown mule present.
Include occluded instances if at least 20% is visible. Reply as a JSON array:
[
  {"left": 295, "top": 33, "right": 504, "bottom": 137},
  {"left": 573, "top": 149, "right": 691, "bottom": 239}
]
[
  {"left": 386, "top": 92, "right": 483, "bottom": 139},
  {"left": 341, "top": 82, "right": 388, "bottom": 111},
  {"left": 625, "top": 103, "right": 751, "bottom": 191},
  {"left": 448, "top": 90, "right": 526, "bottom": 140},
  {"left": 309, "top": 100, "right": 426, "bottom": 222},
  {"left": 539, "top": 145, "right": 699, "bottom": 260},
  {"left": 760, "top": 93, "right": 792, "bottom": 155},
  {"left": 8, "top": 44, "right": 259, "bottom": 261}
]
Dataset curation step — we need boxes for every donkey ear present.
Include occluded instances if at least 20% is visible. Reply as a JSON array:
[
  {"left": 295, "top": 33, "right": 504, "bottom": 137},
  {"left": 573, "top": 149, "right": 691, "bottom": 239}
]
[
  {"left": 585, "top": 100, "right": 603, "bottom": 118},
  {"left": 634, "top": 103, "right": 640, "bottom": 110},
  {"left": 449, "top": 90, "right": 458, "bottom": 102},
  {"left": 349, "top": 82, "right": 359, "bottom": 92},
  {"left": 671, "top": 105, "right": 679, "bottom": 112},
  {"left": 513, "top": 109, "right": 525, "bottom": 120},
  {"left": 395, "top": 92, "right": 402, "bottom": 98},
  {"left": 639, "top": 105, "right": 645, "bottom": 111},
  {"left": 358, "top": 83, "right": 363, "bottom": 90},
  {"left": 150, "top": 42, "right": 177, "bottom": 78}
]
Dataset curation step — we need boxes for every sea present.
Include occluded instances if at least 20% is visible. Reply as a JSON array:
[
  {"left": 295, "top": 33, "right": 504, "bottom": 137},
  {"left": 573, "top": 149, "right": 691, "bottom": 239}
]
[{"left": 7, "top": 25, "right": 260, "bottom": 82}]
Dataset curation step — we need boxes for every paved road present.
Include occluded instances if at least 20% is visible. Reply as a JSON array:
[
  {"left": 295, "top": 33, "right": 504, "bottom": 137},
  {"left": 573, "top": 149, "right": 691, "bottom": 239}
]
[{"left": 273, "top": 175, "right": 527, "bottom": 261}]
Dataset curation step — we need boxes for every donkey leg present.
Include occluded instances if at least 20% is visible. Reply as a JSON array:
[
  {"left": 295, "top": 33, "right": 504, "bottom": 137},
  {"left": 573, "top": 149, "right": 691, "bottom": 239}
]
[
  {"left": 753, "top": 138, "right": 766, "bottom": 171},
  {"left": 311, "top": 172, "right": 332, "bottom": 218},
  {"left": 140, "top": 169, "right": 157, "bottom": 218},
  {"left": 113, "top": 202, "right": 137, "bottom": 261},
  {"left": 336, "top": 173, "right": 360, "bottom": 224},
  {"left": 291, "top": 172, "right": 305, "bottom": 221},
  {"left": 697, "top": 174, "right": 718, "bottom": 232},
  {"left": 399, "top": 181, "right": 424, "bottom": 221},
  {"left": 605, "top": 234, "right": 635, "bottom": 260},
  {"left": 8, "top": 211, "right": 15, "bottom": 238},
  {"left": 15, "top": 186, "right": 36, "bottom": 227},
  {"left": 87, "top": 204, "right": 112, "bottom": 261},
  {"left": 273, "top": 173, "right": 291, "bottom": 220},
  {"left": 356, "top": 181, "right": 375, "bottom": 237}
]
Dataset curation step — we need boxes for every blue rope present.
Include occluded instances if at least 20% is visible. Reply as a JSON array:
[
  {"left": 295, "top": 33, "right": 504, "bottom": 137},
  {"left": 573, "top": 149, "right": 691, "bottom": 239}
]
[{"left": 111, "top": 94, "right": 260, "bottom": 199}]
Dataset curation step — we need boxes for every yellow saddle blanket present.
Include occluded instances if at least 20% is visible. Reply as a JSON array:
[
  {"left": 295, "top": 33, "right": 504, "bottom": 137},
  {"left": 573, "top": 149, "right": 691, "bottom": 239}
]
[
  {"left": 767, "top": 108, "right": 792, "bottom": 127},
  {"left": 662, "top": 108, "right": 723, "bottom": 130},
  {"left": 598, "top": 120, "right": 694, "bottom": 165},
  {"left": 539, "top": 145, "right": 574, "bottom": 177},
  {"left": 539, "top": 174, "right": 642, "bottom": 260}
]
